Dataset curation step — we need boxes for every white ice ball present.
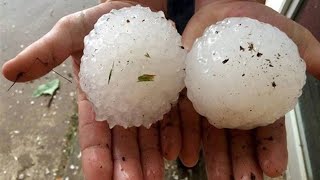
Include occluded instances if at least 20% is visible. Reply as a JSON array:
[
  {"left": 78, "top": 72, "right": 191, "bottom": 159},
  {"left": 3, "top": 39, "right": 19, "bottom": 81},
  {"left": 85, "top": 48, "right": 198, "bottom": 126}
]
[
  {"left": 79, "top": 5, "right": 186, "bottom": 128},
  {"left": 185, "top": 17, "right": 306, "bottom": 129}
]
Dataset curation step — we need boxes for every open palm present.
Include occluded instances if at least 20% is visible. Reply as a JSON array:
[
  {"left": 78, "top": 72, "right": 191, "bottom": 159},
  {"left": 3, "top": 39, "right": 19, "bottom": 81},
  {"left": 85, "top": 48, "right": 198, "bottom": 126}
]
[
  {"left": 2, "top": 0, "right": 320, "bottom": 180},
  {"left": 182, "top": 0, "right": 320, "bottom": 179},
  {"left": 2, "top": 1, "right": 166, "bottom": 180}
]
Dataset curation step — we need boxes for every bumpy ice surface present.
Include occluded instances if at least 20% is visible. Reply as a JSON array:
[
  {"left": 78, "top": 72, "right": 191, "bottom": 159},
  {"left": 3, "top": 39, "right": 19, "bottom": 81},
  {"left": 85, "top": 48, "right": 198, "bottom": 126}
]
[
  {"left": 79, "top": 5, "right": 186, "bottom": 128},
  {"left": 185, "top": 17, "right": 306, "bottom": 129}
]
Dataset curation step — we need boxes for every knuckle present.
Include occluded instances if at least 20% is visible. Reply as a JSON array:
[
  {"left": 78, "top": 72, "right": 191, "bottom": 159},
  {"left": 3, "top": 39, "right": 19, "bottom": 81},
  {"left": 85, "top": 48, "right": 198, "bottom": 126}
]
[{"left": 57, "top": 15, "right": 72, "bottom": 29}]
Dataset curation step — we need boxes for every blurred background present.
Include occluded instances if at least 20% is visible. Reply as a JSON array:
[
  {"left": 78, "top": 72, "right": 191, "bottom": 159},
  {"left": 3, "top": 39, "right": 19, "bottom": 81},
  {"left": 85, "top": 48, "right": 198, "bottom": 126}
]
[{"left": 0, "top": 0, "right": 319, "bottom": 179}]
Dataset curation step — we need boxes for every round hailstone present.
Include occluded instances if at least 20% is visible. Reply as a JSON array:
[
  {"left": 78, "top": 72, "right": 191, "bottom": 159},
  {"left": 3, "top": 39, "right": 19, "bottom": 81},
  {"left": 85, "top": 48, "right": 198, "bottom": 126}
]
[
  {"left": 185, "top": 17, "right": 306, "bottom": 129},
  {"left": 79, "top": 5, "right": 186, "bottom": 128}
]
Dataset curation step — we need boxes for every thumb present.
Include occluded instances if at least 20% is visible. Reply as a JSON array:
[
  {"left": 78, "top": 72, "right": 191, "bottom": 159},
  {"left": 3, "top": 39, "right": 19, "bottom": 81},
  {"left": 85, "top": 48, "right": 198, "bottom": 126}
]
[
  {"left": 182, "top": 0, "right": 230, "bottom": 50},
  {"left": 185, "top": 0, "right": 267, "bottom": 49},
  {"left": 182, "top": 1, "right": 320, "bottom": 79}
]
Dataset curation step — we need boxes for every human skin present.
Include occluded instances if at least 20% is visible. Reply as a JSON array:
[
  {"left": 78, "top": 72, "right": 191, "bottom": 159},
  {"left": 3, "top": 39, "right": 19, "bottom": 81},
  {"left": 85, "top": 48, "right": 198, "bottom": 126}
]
[
  {"left": 183, "top": 0, "right": 320, "bottom": 179},
  {"left": 2, "top": 0, "right": 320, "bottom": 179}
]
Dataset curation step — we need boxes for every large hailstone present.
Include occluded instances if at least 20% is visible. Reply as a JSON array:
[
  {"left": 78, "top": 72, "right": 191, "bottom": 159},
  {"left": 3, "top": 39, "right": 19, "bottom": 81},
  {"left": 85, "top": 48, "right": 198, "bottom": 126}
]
[
  {"left": 185, "top": 17, "right": 306, "bottom": 129},
  {"left": 79, "top": 5, "right": 186, "bottom": 128}
]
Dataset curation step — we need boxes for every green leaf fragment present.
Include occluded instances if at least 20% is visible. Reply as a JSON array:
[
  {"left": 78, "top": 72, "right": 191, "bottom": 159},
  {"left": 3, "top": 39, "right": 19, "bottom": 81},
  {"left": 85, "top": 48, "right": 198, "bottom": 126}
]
[
  {"left": 138, "top": 74, "right": 155, "bottom": 82},
  {"left": 32, "top": 79, "right": 60, "bottom": 97}
]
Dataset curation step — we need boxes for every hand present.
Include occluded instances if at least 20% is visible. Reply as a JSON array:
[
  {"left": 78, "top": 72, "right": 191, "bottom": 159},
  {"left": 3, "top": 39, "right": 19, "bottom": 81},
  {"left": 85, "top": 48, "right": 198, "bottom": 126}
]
[
  {"left": 2, "top": 1, "right": 167, "bottom": 180},
  {"left": 182, "top": 0, "right": 320, "bottom": 179}
]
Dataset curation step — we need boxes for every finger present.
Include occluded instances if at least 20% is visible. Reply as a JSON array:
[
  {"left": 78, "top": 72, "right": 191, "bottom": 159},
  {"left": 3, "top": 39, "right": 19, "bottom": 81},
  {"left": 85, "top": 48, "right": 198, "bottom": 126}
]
[
  {"left": 2, "top": 1, "right": 133, "bottom": 82},
  {"left": 256, "top": 117, "right": 287, "bottom": 177},
  {"left": 178, "top": 89, "right": 201, "bottom": 167},
  {"left": 256, "top": 0, "right": 266, "bottom": 4},
  {"left": 202, "top": 119, "right": 232, "bottom": 180},
  {"left": 78, "top": 92, "right": 113, "bottom": 180},
  {"left": 194, "top": 0, "right": 223, "bottom": 11},
  {"left": 138, "top": 124, "right": 164, "bottom": 180},
  {"left": 104, "top": 0, "right": 167, "bottom": 13},
  {"left": 112, "top": 126, "right": 143, "bottom": 180},
  {"left": 230, "top": 130, "right": 263, "bottom": 180},
  {"left": 195, "top": 0, "right": 208, "bottom": 11},
  {"left": 194, "top": 0, "right": 267, "bottom": 11},
  {"left": 160, "top": 105, "right": 182, "bottom": 160},
  {"left": 182, "top": 1, "right": 320, "bottom": 78}
]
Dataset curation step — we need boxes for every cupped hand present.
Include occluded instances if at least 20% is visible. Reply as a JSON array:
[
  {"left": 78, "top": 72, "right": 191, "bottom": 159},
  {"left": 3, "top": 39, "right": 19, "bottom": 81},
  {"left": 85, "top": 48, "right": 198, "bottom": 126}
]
[
  {"left": 182, "top": 0, "right": 320, "bottom": 179},
  {"left": 0, "top": 0, "right": 202, "bottom": 177},
  {"left": 2, "top": 1, "right": 167, "bottom": 180}
]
